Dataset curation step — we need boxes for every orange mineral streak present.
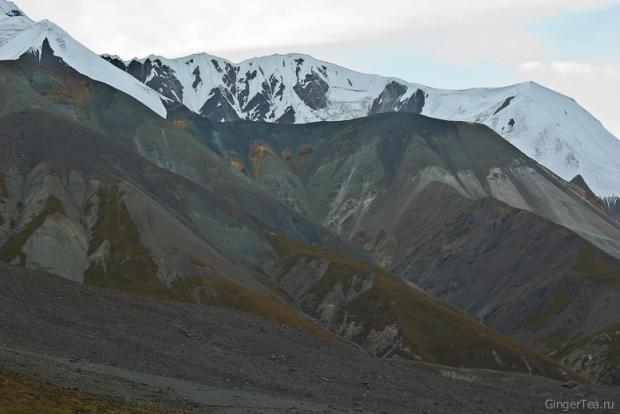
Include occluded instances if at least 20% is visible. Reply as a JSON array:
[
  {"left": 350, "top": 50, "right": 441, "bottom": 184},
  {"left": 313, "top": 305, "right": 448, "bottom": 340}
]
[
  {"left": 250, "top": 142, "right": 274, "bottom": 180},
  {"left": 42, "top": 75, "right": 91, "bottom": 104}
]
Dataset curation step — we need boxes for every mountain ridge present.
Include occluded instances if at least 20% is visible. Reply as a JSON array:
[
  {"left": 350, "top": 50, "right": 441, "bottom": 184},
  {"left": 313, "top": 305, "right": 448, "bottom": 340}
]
[
  {"left": 106, "top": 51, "right": 620, "bottom": 198},
  {"left": 0, "top": 0, "right": 167, "bottom": 117},
  {"left": 1, "top": 48, "right": 589, "bottom": 379},
  {"left": 2, "top": 0, "right": 619, "bottom": 197},
  {"left": 2, "top": 0, "right": 620, "bottom": 390}
]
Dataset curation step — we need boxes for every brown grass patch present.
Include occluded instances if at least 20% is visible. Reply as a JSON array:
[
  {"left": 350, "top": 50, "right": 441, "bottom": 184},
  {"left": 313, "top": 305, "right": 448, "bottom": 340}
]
[
  {"left": 0, "top": 196, "right": 64, "bottom": 263},
  {"left": 0, "top": 370, "right": 167, "bottom": 413}
]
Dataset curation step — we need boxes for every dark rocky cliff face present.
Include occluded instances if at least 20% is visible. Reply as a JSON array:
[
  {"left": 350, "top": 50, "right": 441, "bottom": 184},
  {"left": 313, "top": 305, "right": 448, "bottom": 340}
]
[
  {"left": 102, "top": 55, "right": 185, "bottom": 104},
  {"left": 369, "top": 81, "right": 425, "bottom": 115},
  {"left": 293, "top": 71, "right": 329, "bottom": 110},
  {"left": 109, "top": 56, "right": 324, "bottom": 123},
  {"left": 133, "top": 58, "right": 184, "bottom": 103},
  {"left": 199, "top": 87, "right": 240, "bottom": 121},
  {"left": 102, "top": 55, "right": 126, "bottom": 71},
  {"left": 369, "top": 81, "right": 407, "bottom": 115}
]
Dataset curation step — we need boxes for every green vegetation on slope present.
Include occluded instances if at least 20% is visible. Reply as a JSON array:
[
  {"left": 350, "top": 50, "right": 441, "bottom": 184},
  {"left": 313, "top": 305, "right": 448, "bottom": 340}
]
[
  {"left": 610, "top": 327, "right": 620, "bottom": 366},
  {"left": 345, "top": 272, "right": 572, "bottom": 376},
  {"left": 523, "top": 286, "right": 575, "bottom": 331},
  {"left": 556, "top": 323, "right": 620, "bottom": 368},
  {"left": 272, "top": 234, "right": 576, "bottom": 381},
  {"left": 0, "top": 196, "right": 63, "bottom": 263},
  {"left": 172, "top": 275, "right": 334, "bottom": 340},
  {"left": 543, "top": 328, "right": 571, "bottom": 352},
  {"left": 573, "top": 245, "right": 620, "bottom": 289},
  {"left": 0, "top": 173, "right": 8, "bottom": 199},
  {"left": 41, "top": 74, "right": 92, "bottom": 105},
  {"left": 0, "top": 370, "right": 166, "bottom": 414},
  {"left": 83, "top": 188, "right": 332, "bottom": 339},
  {"left": 84, "top": 185, "right": 171, "bottom": 299}
]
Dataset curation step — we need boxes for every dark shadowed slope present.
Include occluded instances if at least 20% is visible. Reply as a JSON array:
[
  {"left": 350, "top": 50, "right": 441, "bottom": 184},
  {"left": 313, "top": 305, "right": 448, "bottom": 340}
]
[
  {"left": 173, "top": 110, "right": 620, "bottom": 383},
  {"left": 179, "top": 110, "right": 620, "bottom": 260},
  {"left": 378, "top": 183, "right": 620, "bottom": 384}
]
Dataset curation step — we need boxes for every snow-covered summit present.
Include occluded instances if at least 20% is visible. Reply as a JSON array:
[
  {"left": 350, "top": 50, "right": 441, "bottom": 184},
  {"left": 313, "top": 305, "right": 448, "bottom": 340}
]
[
  {"left": 1, "top": 0, "right": 619, "bottom": 198},
  {"left": 0, "top": 0, "right": 23, "bottom": 15},
  {"left": 109, "top": 51, "right": 620, "bottom": 197},
  {"left": 104, "top": 52, "right": 403, "bottom": 124},
  {"left": 0, "top": 0, "right": 32, "bottom": 45},
  {"left": 0, "top": 0, "right": 167, "bottom": 117},
  {"left": 420, "top": 80, "right": 620, "bottom": 199}
]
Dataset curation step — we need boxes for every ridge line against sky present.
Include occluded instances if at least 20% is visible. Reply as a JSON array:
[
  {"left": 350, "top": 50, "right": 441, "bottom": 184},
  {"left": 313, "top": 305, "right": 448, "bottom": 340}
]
[{"left": 13, "top": 0, "right": 620, "bottom": 138}]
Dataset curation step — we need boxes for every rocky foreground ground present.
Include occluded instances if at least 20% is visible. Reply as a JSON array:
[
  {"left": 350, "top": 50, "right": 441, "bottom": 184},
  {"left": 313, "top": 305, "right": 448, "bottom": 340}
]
[{"left": 0, "top": 263, "right": 618, "bottom": 413}]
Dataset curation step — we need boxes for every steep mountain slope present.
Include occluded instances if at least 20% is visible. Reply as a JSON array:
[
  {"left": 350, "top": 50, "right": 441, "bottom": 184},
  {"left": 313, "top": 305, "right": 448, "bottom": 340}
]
[
  {"left": 421, "top": 82, "right": 620, "bottom": 201},
  {"left": 0, "top": 53, "right": 579, "bottom": 378},
  {"left": 0, "top": 0, "right": 167, "bottom": 117},
  {"left": 0, "top": 109, "right": 566, "bottom": 378},
  {"left": 174, "top": 111, "right": 620, "bottom": 383},
  {"left": 179, "top": 111, "right": 620, "bottom": 261},
  {"left": 108, "top": 52, "right": 620, "bottom": 198},
  {"left": 376, "top": 183, "right": 620, "bottom": 384}
]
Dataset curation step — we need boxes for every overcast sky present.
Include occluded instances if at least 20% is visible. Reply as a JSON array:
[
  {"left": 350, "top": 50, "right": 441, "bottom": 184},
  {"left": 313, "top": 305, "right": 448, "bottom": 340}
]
[{"left": 15, "top": 0, "right": 620, "bottom": 137}]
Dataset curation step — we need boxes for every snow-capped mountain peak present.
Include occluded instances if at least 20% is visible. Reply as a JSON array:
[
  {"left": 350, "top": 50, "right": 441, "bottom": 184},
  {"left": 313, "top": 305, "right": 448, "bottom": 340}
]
[
  {"left": 0, "top": 0, "right": 167, "bottom": 117},
  {"left": 107, "top": 51, "right": 620, "bottom": 198},
  {"left": 0, "top": 0, "right": 32, "bottom": 44},
  {"left": 1, "top": 0, "right": 619, "bottom": 198},
  {"left": 418, "top": 80, "right": 620, "bottom": 199},
  {"left": 104, "top": 52, "right": 404, "bottom": 124},
  {"left": 0, "top": 0, "right": 24, "bottom": 16}
]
